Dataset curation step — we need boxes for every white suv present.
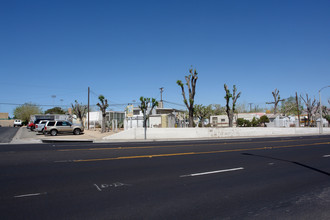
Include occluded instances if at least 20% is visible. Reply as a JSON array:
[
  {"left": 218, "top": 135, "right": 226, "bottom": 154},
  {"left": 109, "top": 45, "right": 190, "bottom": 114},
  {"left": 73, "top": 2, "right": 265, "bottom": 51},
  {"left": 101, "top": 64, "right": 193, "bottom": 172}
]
[
  {"left": 14, "top": 119, "right": 22, "bottom": 127},
  {"left": 35, "top": 120, "right": 48, "bottom": 133}
]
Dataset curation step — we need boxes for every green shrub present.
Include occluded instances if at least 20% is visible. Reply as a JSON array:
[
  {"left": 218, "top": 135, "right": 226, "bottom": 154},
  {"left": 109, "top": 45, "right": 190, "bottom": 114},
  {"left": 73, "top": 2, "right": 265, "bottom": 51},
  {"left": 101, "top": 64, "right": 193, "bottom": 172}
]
[{"left": 237, "top": 118, "right": 245, "bottom": 127}]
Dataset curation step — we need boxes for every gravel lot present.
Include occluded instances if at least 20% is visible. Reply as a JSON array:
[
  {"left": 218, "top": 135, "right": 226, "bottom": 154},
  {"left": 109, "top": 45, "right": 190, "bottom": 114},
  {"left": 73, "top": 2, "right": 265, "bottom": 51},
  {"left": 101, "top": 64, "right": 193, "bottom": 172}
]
[{"left": 9, "top": 127, "right": 118, "bottom": 144}]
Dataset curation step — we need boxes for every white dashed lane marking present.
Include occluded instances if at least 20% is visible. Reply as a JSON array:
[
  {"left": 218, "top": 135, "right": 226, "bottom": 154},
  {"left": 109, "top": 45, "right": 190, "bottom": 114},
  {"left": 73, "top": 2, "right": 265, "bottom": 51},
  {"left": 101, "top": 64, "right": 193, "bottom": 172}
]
[{"left": 180, "top": 167, "right": 244, "bottom": 177}]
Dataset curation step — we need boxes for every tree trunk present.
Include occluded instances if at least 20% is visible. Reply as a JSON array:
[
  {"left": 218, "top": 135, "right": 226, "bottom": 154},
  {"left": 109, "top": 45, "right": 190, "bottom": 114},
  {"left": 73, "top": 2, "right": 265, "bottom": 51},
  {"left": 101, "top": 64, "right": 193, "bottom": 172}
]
[
  {"left": 307, "top": 113, "right": 311, "bottom": 127},
  {"left": 189, "top": 108, "right": 194, "bottom": 127},
  {"left": 101, "top": 114, "right": 106, "bottom": 133},
  {"left": 143, "top": 111, "right": 147, "bottom": 139},
  {"left": 228, "top": 111, "right": 234, "bottom": 127}
]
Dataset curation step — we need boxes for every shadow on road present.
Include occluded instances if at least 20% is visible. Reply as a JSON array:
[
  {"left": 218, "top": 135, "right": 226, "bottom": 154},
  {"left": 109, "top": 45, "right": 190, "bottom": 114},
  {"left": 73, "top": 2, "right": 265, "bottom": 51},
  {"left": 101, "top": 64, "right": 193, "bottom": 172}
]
[
  {"left": 0, "top": 127, "right": 19, "bottom": 143},
  {"left": 242, "top": 152, "right": 330, "bottom": 177}
]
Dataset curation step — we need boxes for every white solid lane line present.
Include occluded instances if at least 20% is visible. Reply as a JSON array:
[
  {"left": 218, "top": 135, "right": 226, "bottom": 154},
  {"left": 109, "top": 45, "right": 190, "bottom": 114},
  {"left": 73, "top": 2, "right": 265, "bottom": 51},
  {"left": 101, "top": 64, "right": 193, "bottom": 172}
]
[
  {"left": 323, "top": 155, "right": 330, "bottom": 157},
  {"left": 180, "top": 167, "right": 244, "bottom": 178},
  {"left": 14, "top": 192, "right": 47, "bottom": 198}
]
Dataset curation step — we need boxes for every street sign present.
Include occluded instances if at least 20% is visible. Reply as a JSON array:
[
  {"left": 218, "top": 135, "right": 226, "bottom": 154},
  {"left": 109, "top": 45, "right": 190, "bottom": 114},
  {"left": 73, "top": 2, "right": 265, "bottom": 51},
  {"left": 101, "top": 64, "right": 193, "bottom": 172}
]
[{"left": 126, "top": 105, "right": 133, "bottom": 117}]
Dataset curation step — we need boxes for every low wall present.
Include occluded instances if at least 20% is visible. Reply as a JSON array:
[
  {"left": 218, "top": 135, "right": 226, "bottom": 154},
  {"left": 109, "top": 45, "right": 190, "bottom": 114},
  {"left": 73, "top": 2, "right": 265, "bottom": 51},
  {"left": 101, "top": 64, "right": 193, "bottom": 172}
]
[
  {"left": 0, "top": 120, "right": 15, "bottom": 127},
  {"left": 103, "top": 127, "right": 330, "bottom": 140}
]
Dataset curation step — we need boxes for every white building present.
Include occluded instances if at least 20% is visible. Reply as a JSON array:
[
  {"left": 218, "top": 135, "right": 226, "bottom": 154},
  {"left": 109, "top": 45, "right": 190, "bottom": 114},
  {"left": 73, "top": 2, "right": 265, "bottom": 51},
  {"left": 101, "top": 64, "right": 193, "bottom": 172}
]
[
  {"left": 124, "top": 107, "right": 185, "bottom": 130},
  {"left": 210, "top": 113, "right": 265, "bottom": 127},
  {"left": 86, "top": 111, "right": 125, "bottom": 129}
]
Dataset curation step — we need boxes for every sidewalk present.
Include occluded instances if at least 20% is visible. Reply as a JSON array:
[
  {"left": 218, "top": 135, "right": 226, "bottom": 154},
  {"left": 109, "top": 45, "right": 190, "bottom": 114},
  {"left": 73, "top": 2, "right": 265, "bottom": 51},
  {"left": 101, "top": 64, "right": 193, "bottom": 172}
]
[{"left": 10, "top": 127, "right": 120, "bottom": 144}]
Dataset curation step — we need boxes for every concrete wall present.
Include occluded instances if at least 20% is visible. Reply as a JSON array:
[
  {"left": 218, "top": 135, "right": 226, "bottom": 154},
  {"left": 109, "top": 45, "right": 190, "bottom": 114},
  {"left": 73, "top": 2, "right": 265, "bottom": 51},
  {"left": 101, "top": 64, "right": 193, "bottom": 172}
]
[
  {"left": 0, "top": 120, "right": 15, "bottom": 127},
  {"left": 0, "top": 113, "right": 9, "bottom": 119},
  {"left": 103, "top": 127, "right": 330, "bottom": 140}
]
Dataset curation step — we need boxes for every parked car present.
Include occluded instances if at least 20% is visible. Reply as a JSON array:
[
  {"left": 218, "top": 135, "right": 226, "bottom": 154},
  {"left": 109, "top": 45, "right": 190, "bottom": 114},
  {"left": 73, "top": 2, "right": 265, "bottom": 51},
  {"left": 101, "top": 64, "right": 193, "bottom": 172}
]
[
  {"left": 27, "top": 119, "right": 43, "bottom": 131},
  {"left": 27, "top": 121, "right": 36, "bottom": 131},
  {"left": 14, "top": 119, "right": 22, "bottom": 127},
  {"left": 35, "top": 120, "right": 48, "bottom": 133},
  {"left": 44, "top": 120, "right": 84, "bottom": 136}
]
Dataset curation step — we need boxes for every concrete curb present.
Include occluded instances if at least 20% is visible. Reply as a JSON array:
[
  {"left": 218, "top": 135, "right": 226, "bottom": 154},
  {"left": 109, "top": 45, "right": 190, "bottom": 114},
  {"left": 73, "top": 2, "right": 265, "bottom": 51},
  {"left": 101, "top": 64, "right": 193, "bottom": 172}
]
[{"left": 41, "top": 139, "right": 94, "bottom": 143}]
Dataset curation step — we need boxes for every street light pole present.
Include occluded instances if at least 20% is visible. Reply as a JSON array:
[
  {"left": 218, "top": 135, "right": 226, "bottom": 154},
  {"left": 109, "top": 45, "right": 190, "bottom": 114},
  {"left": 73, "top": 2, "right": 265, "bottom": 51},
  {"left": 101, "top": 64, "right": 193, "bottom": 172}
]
[{"left": 319, "top": 85, "right": 330, "bottom": 134}]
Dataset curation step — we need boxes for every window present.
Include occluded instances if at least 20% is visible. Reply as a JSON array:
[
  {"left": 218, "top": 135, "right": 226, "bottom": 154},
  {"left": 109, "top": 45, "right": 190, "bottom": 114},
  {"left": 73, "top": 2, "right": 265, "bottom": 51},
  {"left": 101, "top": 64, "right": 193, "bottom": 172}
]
[
  {"left": 133, "top": 110, "right": 140, "bottom": 115},
  {"left": 56, "top": 121, "right": 63, "bottom": 126},
  {"left": 221, "top": 119, "right": 225, "bottom": 122},
  {"left": 48, "top": 122, "right": 55, "bottom": 126},
  {"left": 62, "top": 121, "right": 71, "bottom": 126},
  {"left": 212, "top": 118, "right": 218, "bottom": 124}
]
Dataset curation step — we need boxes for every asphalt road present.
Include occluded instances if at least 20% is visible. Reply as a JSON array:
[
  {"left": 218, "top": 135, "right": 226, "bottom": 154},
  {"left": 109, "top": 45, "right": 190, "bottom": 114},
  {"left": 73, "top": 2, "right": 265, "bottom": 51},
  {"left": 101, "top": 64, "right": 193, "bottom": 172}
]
[
  {"left": 1, "top": 135, "right": 330, "bottom": 219},
  {"left": 0, "top": 127, "right": 19, "bottom": 143}
]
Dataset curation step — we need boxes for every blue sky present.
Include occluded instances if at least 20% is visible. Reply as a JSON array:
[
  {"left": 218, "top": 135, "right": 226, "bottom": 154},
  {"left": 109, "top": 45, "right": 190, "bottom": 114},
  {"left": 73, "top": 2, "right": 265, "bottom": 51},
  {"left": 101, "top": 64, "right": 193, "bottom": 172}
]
[{"left": 1, "top": 0, "right": 329, "bottom": 116}]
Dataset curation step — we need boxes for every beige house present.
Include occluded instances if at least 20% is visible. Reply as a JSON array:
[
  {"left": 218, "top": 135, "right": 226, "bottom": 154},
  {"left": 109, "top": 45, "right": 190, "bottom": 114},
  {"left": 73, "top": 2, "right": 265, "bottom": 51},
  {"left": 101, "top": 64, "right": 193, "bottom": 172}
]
[{"left": 0, "top": 113, "right": 14, "bottom": 127}]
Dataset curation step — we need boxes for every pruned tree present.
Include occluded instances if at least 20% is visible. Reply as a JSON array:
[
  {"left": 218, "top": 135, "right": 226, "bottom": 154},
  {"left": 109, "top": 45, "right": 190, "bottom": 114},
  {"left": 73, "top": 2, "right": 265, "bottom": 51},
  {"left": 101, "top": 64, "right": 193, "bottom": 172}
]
[
  {"left": 194, "top": 104, "right": 212, "bottom": 127},
  {"left": 139, "top": 96, "right": 158, "bottom": 139},
  {"left": 71, "top": 100, "right": 87, "bottom": 128},
  {"left": 224, "top": 84, "right": 241, "bottom": 127},
  {"left": 267, "top": 88, "right": 284, "bottom": 114},
  {"left": 96, "top": 95, "right": 109, "bottom": 133},
  {"left": 177, "top": 67, "right": 198, "bottom": 127},
  {"left": 300, "top": 94, "right": 319, "bottom": 127}
]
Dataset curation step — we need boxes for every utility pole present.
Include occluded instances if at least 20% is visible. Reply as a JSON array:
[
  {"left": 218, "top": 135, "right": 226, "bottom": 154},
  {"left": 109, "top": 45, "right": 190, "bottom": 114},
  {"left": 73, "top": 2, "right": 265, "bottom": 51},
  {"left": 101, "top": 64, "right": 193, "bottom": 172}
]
[
  {"left": 295, "top": 92, "right": 300, "bottom": 127},
  {"left": 248, "top": 103, "right": 253, "bottom": 112},
  {"left": 88, "top": 87, "right": 90, "bottom": 130},
  {"left": 159, "top": 87, "right": 164, "bottom": 108},
  {"left": 160, "top": 87, "right": 164, "bottom": 101}
]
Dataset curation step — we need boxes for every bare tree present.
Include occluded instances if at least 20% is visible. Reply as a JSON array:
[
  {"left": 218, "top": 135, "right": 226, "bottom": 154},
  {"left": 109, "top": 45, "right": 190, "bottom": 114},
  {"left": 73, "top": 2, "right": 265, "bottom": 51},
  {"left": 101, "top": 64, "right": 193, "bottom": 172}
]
[
  {"left": 71, "top": 100, "right": 87, "bottom": 128},
  {"left": 224, "top": 84, "right": 241, "bottom": 127},
  {"left": 177, "top": 67, "right": 198, "bottom": 127},
  {"left": 300, "top": 94, "right": 319, "bottom": 127},
  {"left": 96, "top": 95, "right": 109, "bottom": 133},
  {"left": 267, "top": 88, "right": 284, "bottom": 114}
]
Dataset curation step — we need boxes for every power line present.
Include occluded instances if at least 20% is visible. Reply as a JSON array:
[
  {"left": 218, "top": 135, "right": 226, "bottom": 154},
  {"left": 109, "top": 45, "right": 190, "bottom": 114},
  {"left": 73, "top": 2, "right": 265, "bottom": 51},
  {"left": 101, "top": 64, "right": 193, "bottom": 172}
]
[
  {"left": 0, "top": 102, "right": 70, "bottom": 107},
  {"left": 163, "top": 100, "right": 186, "bottom": 108}
]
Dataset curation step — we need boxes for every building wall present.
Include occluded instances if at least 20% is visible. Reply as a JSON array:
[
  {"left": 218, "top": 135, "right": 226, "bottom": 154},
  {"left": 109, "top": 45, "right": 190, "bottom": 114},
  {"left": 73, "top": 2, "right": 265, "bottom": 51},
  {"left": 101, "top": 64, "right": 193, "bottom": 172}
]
[
  {"left": 0, "top": 120, "right": 14, "bottom": 127},
  {"left": 104, "top": 127, "right": 330, "bottom": 140},
  {"left": 0, "top": 113, "right": 9, "bottom": 119}
]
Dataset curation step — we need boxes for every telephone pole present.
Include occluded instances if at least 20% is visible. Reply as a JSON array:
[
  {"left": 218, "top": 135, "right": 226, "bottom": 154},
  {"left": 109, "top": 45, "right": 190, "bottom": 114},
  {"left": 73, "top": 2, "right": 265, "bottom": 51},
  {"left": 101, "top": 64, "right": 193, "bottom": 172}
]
[
  {"left": 248, "top": 103, "right": 253, "bottom": 112},
  {"left": 88, "top": 87, "right": 90, "bottom": 130},
  {"left": 295, "top": 92, "right": 301, "bottom": 127},
  {"left": 159, "top": 87, "right": 164, "bottom": 108}
]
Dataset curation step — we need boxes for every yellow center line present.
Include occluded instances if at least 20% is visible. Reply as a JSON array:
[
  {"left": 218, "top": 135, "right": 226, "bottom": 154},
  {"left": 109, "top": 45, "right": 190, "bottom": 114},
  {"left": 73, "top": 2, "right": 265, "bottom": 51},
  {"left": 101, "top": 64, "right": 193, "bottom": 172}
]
[
  {"left": 73, "top": 141, "right": 330, "bottom": 163},
  {"left": 58, "top": 137, "right": 330, "bottom": 152}
]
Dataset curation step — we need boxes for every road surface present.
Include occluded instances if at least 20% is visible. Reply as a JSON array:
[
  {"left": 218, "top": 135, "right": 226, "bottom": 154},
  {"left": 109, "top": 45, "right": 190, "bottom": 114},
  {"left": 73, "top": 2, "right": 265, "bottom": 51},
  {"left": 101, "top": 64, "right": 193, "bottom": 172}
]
[
  {"left": 1, "top": 135, "right": 330, "bottom": 219},
  {"left": 0, "top": 127, "right": 19, "bottom": 143}
]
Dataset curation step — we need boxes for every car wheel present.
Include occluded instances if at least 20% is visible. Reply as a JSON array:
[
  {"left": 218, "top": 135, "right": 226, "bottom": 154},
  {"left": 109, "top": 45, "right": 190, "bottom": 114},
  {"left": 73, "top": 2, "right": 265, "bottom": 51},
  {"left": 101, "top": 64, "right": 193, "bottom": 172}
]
[
  {"left": 73, "top": 128, "right": 81, "bottom": 135},
  {"left": 50, "top": 130, "right": 58, "bottom": 136}
]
